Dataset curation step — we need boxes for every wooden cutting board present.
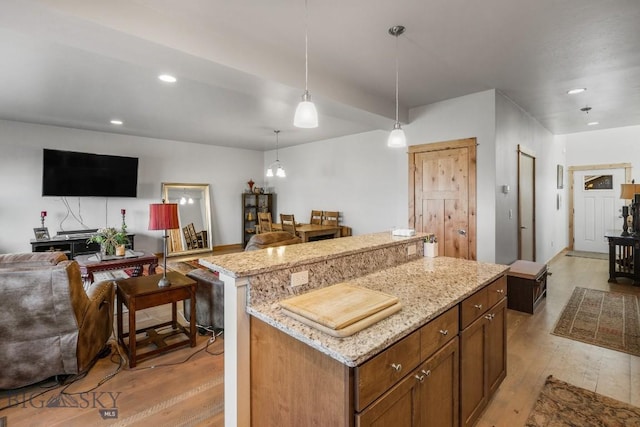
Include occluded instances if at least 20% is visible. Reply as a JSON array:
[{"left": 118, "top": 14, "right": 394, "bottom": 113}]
[{"left": 279, "top": 283, "right": 400, "bottom": 330}]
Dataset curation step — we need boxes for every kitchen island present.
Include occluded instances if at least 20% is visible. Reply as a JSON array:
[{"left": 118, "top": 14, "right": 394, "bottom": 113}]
[{"left": 199, "top": 233, "right": 508, "bottom": 427}]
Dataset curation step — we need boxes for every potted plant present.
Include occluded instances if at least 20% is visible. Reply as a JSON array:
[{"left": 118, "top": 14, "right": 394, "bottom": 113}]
[{"left": 88, "top": 227, "right": 129, "bottom": 257}]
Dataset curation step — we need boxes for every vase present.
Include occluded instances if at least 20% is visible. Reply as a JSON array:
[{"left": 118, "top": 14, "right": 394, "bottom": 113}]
[
  {"left": 115, "top": 245, "right": 126, "bottom": 257},
  {"left": 101, "top": 243, "right": 116, "bottom": 257}
]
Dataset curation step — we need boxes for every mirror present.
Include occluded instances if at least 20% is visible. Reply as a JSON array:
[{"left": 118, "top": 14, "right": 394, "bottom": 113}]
[{"left": 162, "top": 182, "right": 212, "bottom": 257}]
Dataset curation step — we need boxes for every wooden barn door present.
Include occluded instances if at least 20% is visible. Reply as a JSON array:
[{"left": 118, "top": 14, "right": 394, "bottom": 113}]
[{"left": 409, "top": 138, "right": 477, "bottom": 260}]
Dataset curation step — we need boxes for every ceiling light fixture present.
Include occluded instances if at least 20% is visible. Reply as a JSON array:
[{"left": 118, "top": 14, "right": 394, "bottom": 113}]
[
  {"left": 387, "top": 25, "right": 407, "bottom": 148},
  {"left": 110, "top": 119, "right": 123, "bottom": 125},
  {"left": 293, "top": 0, "right": 318, "bottom": 128},
  {"left": 158, "top": 74, "right": 177, "bottom": 83},
  {"left": 266, "top": 130, "right": 286, "bottom": 178},
  {"left": 567, "top": 88, "right": 586, "bottom": 95}
]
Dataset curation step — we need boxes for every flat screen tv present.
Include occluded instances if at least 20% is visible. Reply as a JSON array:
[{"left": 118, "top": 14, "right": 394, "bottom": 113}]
[{"left": 42, "top": 149, "right": 138, "bottom": 197}]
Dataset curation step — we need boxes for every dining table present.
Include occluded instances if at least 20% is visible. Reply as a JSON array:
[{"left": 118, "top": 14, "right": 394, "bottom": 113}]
[{"left": 272, "top": 223, "right": 341, "bottom": 242}]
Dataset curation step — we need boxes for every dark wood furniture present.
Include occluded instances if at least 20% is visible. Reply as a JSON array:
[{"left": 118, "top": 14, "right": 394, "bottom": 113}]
[
  {"left": 31, "top": 232, "right": 135, "bottom": 259},
  {"left": 74, "top": 251, "right": 158, "bottom": 285},
  {"left": 506, "top": 260, "right": 548, "bottom": 314},
  {"left": 115, "top": 272, "right": 197, "bottom": 368},
  {"left": 605, "top": 231, "right": 640, "bottom": 285},
  {"left": 242, "top": 193, "right": 274, "bottom": 248}
]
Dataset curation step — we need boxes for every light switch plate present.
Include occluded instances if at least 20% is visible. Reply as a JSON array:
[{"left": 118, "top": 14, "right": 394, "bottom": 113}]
[{"left": 290, "top": 270, "right": 309, "bottom": 287}]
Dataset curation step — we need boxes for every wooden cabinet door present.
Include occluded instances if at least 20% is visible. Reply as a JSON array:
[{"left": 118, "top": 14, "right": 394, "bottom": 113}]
[
  {"left": 357, "top": 372, "right": 420, "bottom": 427},
  {"left": 419, "top": 337, "right": 459, "bottom": 427},
  {"left": 459, "top": 312, "right": 489, "bottom": 427},
  {"left": 487, "top": 298, "right": 507, "bottom": 396}
]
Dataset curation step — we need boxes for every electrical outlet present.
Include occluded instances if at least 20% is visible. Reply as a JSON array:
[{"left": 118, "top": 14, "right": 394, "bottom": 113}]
[
  {"left": 407, "top": 244, "right": 416, "bottom": 256},
  {"left": 290, "top": 270, "right": 309, "bottom": 287}
]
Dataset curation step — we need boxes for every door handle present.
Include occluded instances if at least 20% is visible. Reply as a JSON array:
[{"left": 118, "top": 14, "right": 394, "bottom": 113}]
[
  {"left": 520, "top": 226, "right": 527, "bottom": 229},
  {"left": 458, "top": 229, "right": 467, "bottom": 236}
]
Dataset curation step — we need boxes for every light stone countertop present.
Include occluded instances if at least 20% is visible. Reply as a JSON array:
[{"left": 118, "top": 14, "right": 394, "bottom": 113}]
[
  {"left": 247, "top": 256, "right": 509, "bottom": 367},
  {"left": 199, "top": 232, "right": 425, "bottom": 278}
]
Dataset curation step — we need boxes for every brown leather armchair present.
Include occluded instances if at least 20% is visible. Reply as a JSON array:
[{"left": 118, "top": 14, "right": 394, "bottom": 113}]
[
  {"left": 0, "top": 252, "right": 114, "bottom": 389},
  {"left": 245, "top": 231, "right": 301, "bottom": 251}
]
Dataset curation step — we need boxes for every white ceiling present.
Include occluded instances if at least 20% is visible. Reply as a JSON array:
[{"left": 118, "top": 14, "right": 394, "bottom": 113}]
[{"left": 1, "top": 0, "right": 639, "bottom": 151}]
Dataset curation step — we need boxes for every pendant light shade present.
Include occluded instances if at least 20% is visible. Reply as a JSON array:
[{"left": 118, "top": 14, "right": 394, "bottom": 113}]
[
  {"left": 266, "top": 130, "right": 286, "bottom": 178},
  {"left": 294, "top": 0, "right": 318, "bottom": 128},
  {"left": 387, "top": 25, "right": 407, "bottom": 148},
  {"left": 294, "top": 91, "right": 318, "bottom": 128}
]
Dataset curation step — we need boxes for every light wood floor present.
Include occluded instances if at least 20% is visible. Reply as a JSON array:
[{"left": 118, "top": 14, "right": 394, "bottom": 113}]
[
  {"left": 2, "top": 251, "right": 638, "bottom": 426},
  {"left": 477, "top": 252, "right": 640, "bottom": 426}
]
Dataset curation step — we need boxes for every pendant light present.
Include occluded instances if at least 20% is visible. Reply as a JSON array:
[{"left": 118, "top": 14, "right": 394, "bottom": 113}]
[
  {"left": 266, "top": 130, "right": 286, "bottom": 178},
  {"left": 387, "top": 25, "right": 407, "bottom": 148},
  {"left": 293, "top": 0, "right": 318, "bottom": 128}
]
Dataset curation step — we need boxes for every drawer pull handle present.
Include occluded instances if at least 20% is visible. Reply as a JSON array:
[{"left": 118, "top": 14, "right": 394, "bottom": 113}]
[
  {"left": 415, "top": 374, "right": 425, "bottom": 383},
  {"left": 484, "top": 313, "right": 495, "bottom": 321},
  {"left": 474, "top": 304, "right": 483, "bottom": 310},
  {"left": 421, "top": 369, "right": 431, "bottom": 377},
  {"left": 439, "top": 329, "right": 448, "bottom": 336},
  {"left": 391, "top": 363, "right": 402, "bottom": 372},
  {"left": 496, "top": 289, "right": 505, "bottom": 294}
]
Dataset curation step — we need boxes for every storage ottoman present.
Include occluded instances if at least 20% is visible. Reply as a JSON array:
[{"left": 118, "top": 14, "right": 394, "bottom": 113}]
[
  {"left": 184, "top": 268, "right": 224, "bottom": 330},
  {"left": 507, "top": 260, "right": 547, "bottom": 314}
]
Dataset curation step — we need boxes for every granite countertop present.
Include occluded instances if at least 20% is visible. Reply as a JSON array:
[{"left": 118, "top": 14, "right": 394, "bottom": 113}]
[
  {"left": 199, "top": 232, "right": 425, "bottom": 278},
  {"left": 247, "top": 256, "right": 509, "bottom": 367}
]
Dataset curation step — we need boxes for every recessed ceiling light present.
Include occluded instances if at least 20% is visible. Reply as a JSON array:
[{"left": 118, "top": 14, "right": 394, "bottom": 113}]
[
  {"left": 110, "top": 119, "right": 123, "bottom": 125},
  {"left": 587, "top": 121, "right": 599, "bottom": 126},
  {"left": 158, "top": 74, "right": 177, "bottom": 83},
  {"left": 567, "top": 88, "right": 586, "bottom": 95}
]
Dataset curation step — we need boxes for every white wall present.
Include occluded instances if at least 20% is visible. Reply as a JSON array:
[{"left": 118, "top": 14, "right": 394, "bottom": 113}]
[
  {"left": 564, "top": 125, "right": 640, "bottom": 179},
  {"left": 495, "top": 93, "right": 567, "bottom": 265},
  {"left": 0, "top": 119, "right": 264, "bottom": 254}
]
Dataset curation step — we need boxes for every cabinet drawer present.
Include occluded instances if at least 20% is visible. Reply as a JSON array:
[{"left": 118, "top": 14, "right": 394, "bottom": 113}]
[
  {"left": 460, "top": 287, "right": 488, "bottom": 329},
  {"left": 355, "top": 330, "right": 421, "bottom": 412},
  {"left": 420, "top": 305, "right": 459, "bottom": 361},
  {"left": 486, "top": 276, "right": 507, "bottom": 308}
]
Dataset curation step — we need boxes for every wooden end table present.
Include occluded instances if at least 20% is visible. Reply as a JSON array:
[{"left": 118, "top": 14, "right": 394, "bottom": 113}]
[{"left": 116, "top": 272, "right": 197, "bottom": 368}]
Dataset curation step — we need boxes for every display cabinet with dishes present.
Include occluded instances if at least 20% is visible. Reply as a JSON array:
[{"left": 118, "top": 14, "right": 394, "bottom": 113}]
[{"left": 242, "top": 193, "right": 274, "bottom": 248}]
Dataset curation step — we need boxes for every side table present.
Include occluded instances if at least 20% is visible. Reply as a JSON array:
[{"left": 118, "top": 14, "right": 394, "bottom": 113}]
[
  {"left": 116, "top": 272, "right": 197, "bottom": 368},
  {"left": 75, "top": 251, "right": 158, "bottom": 288},
  {"left": 604, "top": 231, "right": 640, "bottom": 285},
  {"left": 507, "top": 260, "right": 548, "bottom": 314}
]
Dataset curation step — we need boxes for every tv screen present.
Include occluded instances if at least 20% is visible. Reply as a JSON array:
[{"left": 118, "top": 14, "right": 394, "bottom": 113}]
[{"left": 42, "top": 149, "right": 138, "bottom": 197}]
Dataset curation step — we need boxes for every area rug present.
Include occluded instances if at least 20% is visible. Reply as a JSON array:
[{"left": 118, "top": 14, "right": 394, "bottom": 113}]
[
  {"left": 565, "top": 250, "right": 608, "bottom": 260},
  {"left": 552, "top": 287, "right": 640, "bottom": 356},
  {"left": 525, "top": 375, "right": 640, "bottom": 426}
]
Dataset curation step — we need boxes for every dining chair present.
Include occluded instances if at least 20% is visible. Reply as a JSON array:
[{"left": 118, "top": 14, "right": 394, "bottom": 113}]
[
  {"left": 257, "top": 211, "right": 273, "bottom": 233},
  {"left": 310, "top": 210, "right": 323, "bottom": 225},
  {"left": 321, "top": 211, "right": 339, "bottom": 226},
  {"left": 280, "top": 213, "right": 297, "bottom": 236}
]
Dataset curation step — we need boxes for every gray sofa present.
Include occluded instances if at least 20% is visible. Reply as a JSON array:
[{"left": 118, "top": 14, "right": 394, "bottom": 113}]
[{"left": 0, "top": 252, "right": 114, "bottom": 389}]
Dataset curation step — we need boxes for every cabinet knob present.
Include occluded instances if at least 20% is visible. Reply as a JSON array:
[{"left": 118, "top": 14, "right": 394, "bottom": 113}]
[
  {"left": 415, "top": 374, "right": 425, "bottom": 383},
  {"left": 484, "top": 313, "right": 495, "bottom": 321},
  {"left": 474, "top": 304, "right": 483, "bottom": 310},
  {"left": 496, "top": 289, "right": 505, "bottom": 294},
  {"left": 421, "top": 369, "right": 431, "bottom": 377},
  {"left": 391, "top": 363, "right": 402, "bottom": 372},
  {"left": 439, "top": 329, "right": 448, "bottom": 336}
]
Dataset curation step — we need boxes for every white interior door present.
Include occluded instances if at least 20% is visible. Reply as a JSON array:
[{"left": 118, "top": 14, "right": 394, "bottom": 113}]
[{"left": 573, "top": 169, "right": 625, "bottom": 252}]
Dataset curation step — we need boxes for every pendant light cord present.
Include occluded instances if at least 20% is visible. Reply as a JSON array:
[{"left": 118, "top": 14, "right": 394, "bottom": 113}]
[
  {"left": 394, "top": 34, "right": 399, "bottom": 124},
  {"left": 275, "top": 130, "right": 280, "bottom": 161},
  {"left": 304, "top": 0, "right": 309, "bottom": 92}
]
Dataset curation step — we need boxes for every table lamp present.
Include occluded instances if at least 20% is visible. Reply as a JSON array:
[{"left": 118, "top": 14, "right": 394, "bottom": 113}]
[
  {"left": 620, "top": 182, "right": 640, "bottom": 236},
  {"left": 148, "top": 202, "right": 180, "bottom": 287}
]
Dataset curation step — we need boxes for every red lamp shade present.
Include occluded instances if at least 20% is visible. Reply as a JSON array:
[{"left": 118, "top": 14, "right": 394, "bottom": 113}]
[{"left": 148, "top": 203, "right": 180, "bottom": 230}]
